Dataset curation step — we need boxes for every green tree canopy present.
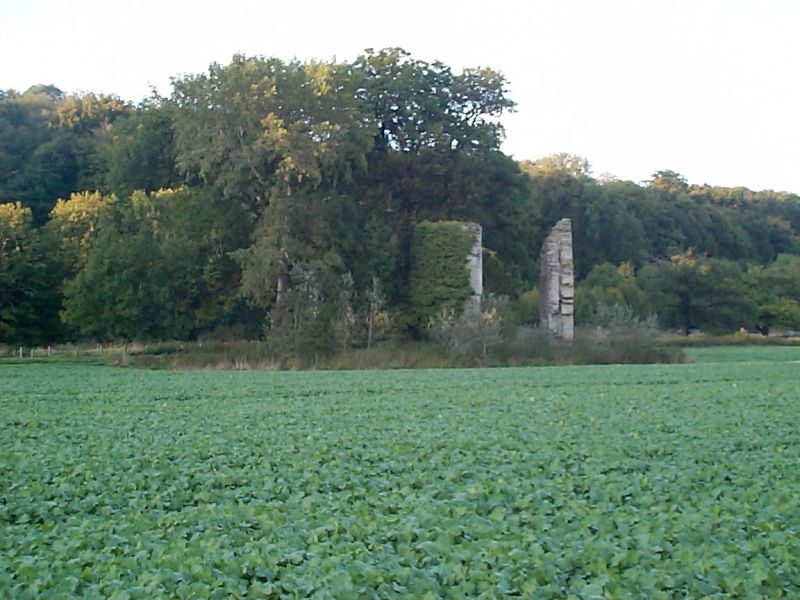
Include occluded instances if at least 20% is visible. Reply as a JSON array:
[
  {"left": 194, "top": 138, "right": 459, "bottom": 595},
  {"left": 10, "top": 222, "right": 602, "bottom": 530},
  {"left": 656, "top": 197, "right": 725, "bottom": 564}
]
[
  {"left": 352, "top": 47, "right": 514, "bottom": 153},
  {"left": 171, "top": 55, "right": 374, "bottom": 211},
  {"left": 62, "top": 188, "right": 253, "bottom": 341},
  {"left": 96, "top": 95, "right": 181, "bottom": 199},
  {"left": 640, "top": 251, "right": 755, "bottom": 334},
  {"left": 0, "top": 203, "right": 61, "bottom": 343}
]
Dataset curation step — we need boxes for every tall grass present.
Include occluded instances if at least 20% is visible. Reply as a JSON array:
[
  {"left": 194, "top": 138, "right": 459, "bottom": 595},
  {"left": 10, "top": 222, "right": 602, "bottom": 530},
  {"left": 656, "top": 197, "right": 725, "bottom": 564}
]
[
  {"left": 125, "top": 328, "right": 684, "bottom": 370},
  {"left": 1, "top": 329, "right": 686, "bottom": 370},
  {"left": 489, "top": 327, "right": 685, "bottom": 366},
  {"left": 661, "top": 332, "right": 800, "bottom": 347}
]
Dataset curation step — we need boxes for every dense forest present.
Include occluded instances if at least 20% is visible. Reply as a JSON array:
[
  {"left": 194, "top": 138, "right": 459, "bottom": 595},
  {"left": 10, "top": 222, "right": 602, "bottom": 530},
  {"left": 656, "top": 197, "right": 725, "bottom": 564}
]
[{"left": 3, "top": 49, "right": 800, "bottom": 352}]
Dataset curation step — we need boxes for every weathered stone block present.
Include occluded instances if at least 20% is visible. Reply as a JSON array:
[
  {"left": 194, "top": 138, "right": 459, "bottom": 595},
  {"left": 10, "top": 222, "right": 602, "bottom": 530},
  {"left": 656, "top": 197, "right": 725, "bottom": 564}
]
[
  {"left": 462, "top": 222, "right": 482, "bottom": 313},
  {"left": 539, "top": 218, "right": 574, "bottom": 341}
]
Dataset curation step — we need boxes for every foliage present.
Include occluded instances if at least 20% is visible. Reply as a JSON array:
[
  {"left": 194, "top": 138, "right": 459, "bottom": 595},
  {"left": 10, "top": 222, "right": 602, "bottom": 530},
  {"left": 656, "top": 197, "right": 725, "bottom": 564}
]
[
  {"left": 409, "top": 221, "right": 476, "bottom": 330},
  {"left": 333, "top": 271, "right": 357, "bottom": 351},
  {"left": 96, "top": 95, "right": 181, "bottom": 199},
  {"left": 0, "top": 87, "right": 130, "bottom": 222},
  {"left": 171, "top": 55, "right": 373, "bottom": 211},
  {"left": 236, "top": 190, "right": 347, "bottom": 313},
  {"left": 263, "top": 265, "right": 332, "bottom": 357},
  {"left": 364, "top": 276, "right": 391, "bottom": 349},
  {"left": 2, "top": 353, "right": 799, "bottom": 596},
  {"left": 428, "top": 294, "right": 510, "bottom": 358},
  {"left": 43, "top": 191, "right": 114, "bottom": 278},
  {"left": 516, "top": 287, "right": 539, "bottom": 325},
  {"left": 520, "top": 153, "right": 591, "bottom": 178},
  {"left": 5, "top": 50, "right": 800, "bottom": 345},
  {"left": 575, "top": 262, "right": 648, "bottom": 324},
  {"left": 0, "top": 203, "right": 61, "bottom": 343},
  {"left": 590, "top": 304, "right": 660, "bottom": 334},
  {"left": 0, "top": 87, "right": 66, "bottom": 222},
  {"left": 62, "top": 188, "right": 251, "bottom": 342},
  {"left": 748, "top": 254, "right": 800, "bottom": 332},
  {"left": 525, "top": 162, "right": 800, "bottom": 279},
  {"left": 756, "top": 298, "right": 800, "bottom": 333},
  {"left": 352, "top": 47, "right": 515, "bottom": 153},
  {"left": 640, "top": 251, "right": 756, "bottom": 334}
]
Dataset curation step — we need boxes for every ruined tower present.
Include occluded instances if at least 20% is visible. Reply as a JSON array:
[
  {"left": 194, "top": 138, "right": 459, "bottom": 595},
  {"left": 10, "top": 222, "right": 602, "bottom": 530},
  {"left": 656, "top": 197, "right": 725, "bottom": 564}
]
[
  {"left": 539, "top": 218, "right": 574, "bottom": 341},
  {"left": 462, "top": 222, "right": 483, "bottom": 313}
]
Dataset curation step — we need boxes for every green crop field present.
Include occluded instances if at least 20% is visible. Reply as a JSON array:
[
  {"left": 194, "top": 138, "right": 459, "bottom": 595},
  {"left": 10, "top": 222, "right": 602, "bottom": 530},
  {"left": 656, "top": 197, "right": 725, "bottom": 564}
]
[{"left": 1, "top": 348, "right": 799, "bottom": 598}]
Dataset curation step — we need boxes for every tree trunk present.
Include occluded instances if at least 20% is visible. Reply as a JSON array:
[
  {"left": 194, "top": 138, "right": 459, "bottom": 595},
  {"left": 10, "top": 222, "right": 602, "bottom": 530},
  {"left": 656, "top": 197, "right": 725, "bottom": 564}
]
[{"left": 367, "top": 306, "right": 374, "bottom": 349}]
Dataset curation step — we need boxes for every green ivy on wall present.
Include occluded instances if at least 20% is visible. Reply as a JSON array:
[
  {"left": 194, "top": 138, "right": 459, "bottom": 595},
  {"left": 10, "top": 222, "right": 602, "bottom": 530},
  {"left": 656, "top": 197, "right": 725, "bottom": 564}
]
[{"left": 409, "top": 221, "right": 476, "bottom": 327}]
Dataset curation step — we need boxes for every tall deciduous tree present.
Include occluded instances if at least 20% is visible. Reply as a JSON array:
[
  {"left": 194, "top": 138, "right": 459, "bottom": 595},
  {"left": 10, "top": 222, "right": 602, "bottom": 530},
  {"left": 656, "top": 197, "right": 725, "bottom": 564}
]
[
  {"left": 171, "top": 55, "right": 373, "bottom": 211},
  {"left": 0, "top": 87, "right": 129, "bottom": 222},
  {"left": 352, "top": 47, "right": 514, "bottom": 153},
  {"left": 62, "top": 188, "right": 253, "bottom": 341},
  {"left": 0, "top": 203, "right": 61, "bottom": 343},
  {"left": 749, "top": 254, "right": 800, "bottom": 332},
  {"left": 575, "top": 262, "right": 648, "bottom": 324},
  {"left": 0, "top": 87, "right": 64, "bottom": 222},
  {"left": 351, "top": 49, "right": 525, "bottom": 309},
  {"left": 171, "top": 55, "right": 377, "bottom": 327},
  {"left": 640, "top": 251, "right": 755, "bottom": 334},
  {"left": 44, "top": 191, "right": 114, "bottom": 278},
  {"left": 96, "top": 95, "right": 181, "bottom": 199}
]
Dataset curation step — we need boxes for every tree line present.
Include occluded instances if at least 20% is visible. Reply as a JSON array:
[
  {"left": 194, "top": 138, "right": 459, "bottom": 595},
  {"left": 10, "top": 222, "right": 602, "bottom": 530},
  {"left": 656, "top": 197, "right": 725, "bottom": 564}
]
[{"left": 3, "top": 48, "right": 800, "bottom": 351}]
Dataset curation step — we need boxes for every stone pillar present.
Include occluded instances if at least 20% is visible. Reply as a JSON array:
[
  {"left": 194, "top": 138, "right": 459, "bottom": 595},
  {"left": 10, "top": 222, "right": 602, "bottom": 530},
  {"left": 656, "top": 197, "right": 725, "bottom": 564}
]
[
  {"left": 539, "top": 218, "right": 574, "bottom": 341},
  {"left": 462, "top": 222, "right": 482, "bottom": 313}
]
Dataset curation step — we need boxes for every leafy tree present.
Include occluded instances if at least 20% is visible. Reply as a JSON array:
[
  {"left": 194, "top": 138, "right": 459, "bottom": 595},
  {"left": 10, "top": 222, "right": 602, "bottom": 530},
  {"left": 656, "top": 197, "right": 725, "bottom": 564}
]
[
  {"left": 0, "top": 87, "right": 129, "bottom": 222},
  {"left": 520, "top": 153, "right": 591, "bottom": 179},
  {"left": 171, "top": 55, "right": 373, "bottom": 211},
  {"left": 749, "top": 254, "right": 800, "bottom": 332},
  {"left": 756, "top": 298, "right": 800, "bottom": 333},
  {"left": 236, "top": 189, "right": 346, "bottom": 315},
  {"left": 0, "top": 203, "right": 61, "bottom": 343},
  {"left": 44, "top": 191, "right": 114, "bottom": 278},
  {"left": 639, "top": 251, "right": 755, "bottom": 334},
  {"left": 359, "top": 214, "right": 399, "bottom": 299},
  {"left": 96, "top": 96, "right": 181, "bottom": 199},
  {"left": 0, "top": 87, "right": 66, "bottom": 222},
  {"left": 62, "top": 188, "right": 251, "bottom": 342},
  {"left": 648, "top": 170, "right": 689, "bottom": 192},
  {"left": 515, "top": 288, "right": 539, "bottom": 325},
  {"left": 680, "top": 182, "right": 800, "bottom": 262},
  {"left": 172, "top": 55, "right": 377, "bottom": 330},
  {"left": 48, "top": 92, "right": 130, "bottom": 210},
  {"left": 352, "top": 48, "right": 514, "bottom": 153},
  {"left": 62, "top": 194, "right": 168, "bottom": 341},
  {"left": 54, "top": 93, "right": 129, "bottom": 132},
  {"left": 575, "top": 263, "right": 647, "bottom": 324},
  {"left": 0, "top": 87, "right": 62, "bottom": 210},
  {"left": 269, "top": 265, "right": 332, "bottom": 357},
  {"left": 756, "top": 254, "right": 800, "bottom": 297}
]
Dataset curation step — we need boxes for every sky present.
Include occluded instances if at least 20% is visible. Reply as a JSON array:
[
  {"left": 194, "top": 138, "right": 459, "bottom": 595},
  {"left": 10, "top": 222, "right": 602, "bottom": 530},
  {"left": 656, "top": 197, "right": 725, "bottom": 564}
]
[{"left": 2, "top": 0, "right": 798, "bottom": 193}]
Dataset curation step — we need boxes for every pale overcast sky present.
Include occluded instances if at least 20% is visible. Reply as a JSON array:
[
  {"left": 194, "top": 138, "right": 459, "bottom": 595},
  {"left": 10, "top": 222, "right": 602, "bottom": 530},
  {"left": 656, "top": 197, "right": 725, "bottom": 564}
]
[{"left": 2, "top": 0, "right": 798, "bottom": 193}]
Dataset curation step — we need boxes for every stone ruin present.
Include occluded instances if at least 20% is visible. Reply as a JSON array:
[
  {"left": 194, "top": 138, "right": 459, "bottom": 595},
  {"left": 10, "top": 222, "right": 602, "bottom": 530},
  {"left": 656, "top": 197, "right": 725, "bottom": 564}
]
[
  {"left": 462, "top": 222, "right": 483, "bottom": 313},
  {"left": 539, "top": 218, "right": 574, "bottom": 341}
]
